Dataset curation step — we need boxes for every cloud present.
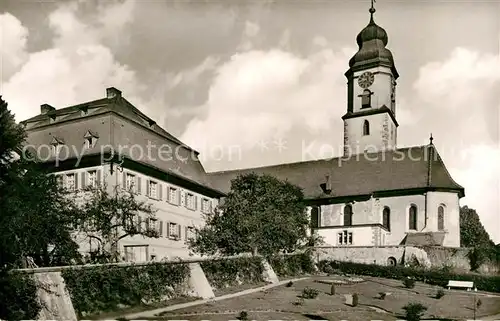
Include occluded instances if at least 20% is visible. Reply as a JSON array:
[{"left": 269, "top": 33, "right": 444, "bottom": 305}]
[
  {"left": 412, "top": 47, "right": 500, "bottom": 243},
  {"left": 180, "top": 43, "right": 354, "bottom": 164},
  {"left": 0, "top": 13, "right": 29, "bottom": 81},
  {"left": 2, "top": 0, "right": 146, "bottom": 123}
]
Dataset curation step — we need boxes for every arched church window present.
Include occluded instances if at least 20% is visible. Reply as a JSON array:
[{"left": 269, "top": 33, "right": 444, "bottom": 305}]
[
  {"left": 361, "top": 89, "right": 372, "bottom": 108},
  {"left": 409, "top": 205, "right": 417, "bottom": 230},
  {"left": 363, "top": 120, "right": 370, "bottom": 136},
  {"left": 437, "top": 205, "right": 445, "bottom": 231},
  {"left": 310, "top": 206, "right": 320, "bottom": 228},
  {"left": 344, "top": 204, "right": 353, "bottom": 226},
  {"left": 383, "top": 207, "right": 391, "bottom": 231}
]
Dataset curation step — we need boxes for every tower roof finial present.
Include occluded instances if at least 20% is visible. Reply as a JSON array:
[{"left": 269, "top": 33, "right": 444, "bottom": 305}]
[
  {"left": 429, "top": 133, "right": 434, "bottom": 145},
  {"left": 369, "top": 0, "right": 376, "bottom": 22}
]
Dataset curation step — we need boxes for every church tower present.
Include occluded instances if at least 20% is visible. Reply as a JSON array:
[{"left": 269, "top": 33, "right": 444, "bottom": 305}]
[{"left": 343, "top": 3, "right": 399, "bottom": 156}]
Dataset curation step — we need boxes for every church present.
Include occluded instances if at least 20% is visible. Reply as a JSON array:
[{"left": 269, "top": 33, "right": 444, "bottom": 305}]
[
  {"left": 20, "top": 5, "right": 464, "bottom": 262},
  {"left": 208, "top": 5, "right": 465, "bottom": 249}
]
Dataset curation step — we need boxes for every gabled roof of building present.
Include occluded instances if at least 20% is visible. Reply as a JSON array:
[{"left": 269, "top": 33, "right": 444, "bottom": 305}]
[
  {"left": 20, "top": 88, "right": 224, "bottom": 194},
  {"left": 21, "top": 88, "right": 195, "bottom": 154},
  {"left": 208, "top": 145, "right": 465, "bottom": 200}
]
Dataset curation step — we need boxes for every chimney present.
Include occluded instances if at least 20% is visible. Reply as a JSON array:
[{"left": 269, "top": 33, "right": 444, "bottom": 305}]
[
  {"left": 40, "top": 104, "right": 56, "bottom": 114},
  {"left": 106, "top": 87, "right": 122, "bottom": 99},
  {"left": 320, "top": 175, "right": 332, "bottom": 194}
]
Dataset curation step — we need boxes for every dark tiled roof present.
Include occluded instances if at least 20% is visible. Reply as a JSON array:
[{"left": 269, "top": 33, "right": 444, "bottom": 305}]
[
  {"left": 208, "top": 145, "right": 464, "bottom": 200},
  {"left": 402, "top": 232, "right": 446, "bottom": 246},
  {"left": 21, "top": 95, "right": 192, "bottom": 153},
  {"left": 20, "top": 90, "right": 222, "bottom": 193}
]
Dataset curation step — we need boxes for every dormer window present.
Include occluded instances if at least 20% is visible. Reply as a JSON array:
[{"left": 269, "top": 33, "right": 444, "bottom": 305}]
[
  {"left": 50, "top": 136, "right": 64, "bottom": 156},
  {"left": 360, "top": 89, "right": 372, "bottom": 108},
  {"left": 83, "top": 131, "right": 98, "bottom": 149}
]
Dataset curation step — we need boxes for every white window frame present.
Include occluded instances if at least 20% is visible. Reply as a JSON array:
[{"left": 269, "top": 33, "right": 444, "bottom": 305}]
[
  {"left": 186, "top": 226, "right": 197, "bottom": 241},
  {"left": 168, "top": 222, "right": 180, "bottom": 240},
  {"left": 185, "top": 193, "right": 195, "bottom": 210},
  {"left": 65, "top": 173, "right": 76, "bottom": 190},
  {"left": 87, "top": 170, "right": 97, "bottom": 188},
  {"left": 168, "top": 187, "right": 179, "bottom": 205},
  {"left": 201, "top": 198, "right": 211, "bottom": 213},
  {"left": 148, "top": 180, "right": 158, "bottom": 199},
  {"left": 126, "top": 173, "right": 135, "bottom": 192},
  {"left": 337, "top": 230, "right": 353, "bottom": 245}
]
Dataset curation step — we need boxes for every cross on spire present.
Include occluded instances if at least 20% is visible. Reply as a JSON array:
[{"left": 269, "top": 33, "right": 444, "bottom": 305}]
[{"left": 369, "top": 0, "right": 376, "bottom": 21}]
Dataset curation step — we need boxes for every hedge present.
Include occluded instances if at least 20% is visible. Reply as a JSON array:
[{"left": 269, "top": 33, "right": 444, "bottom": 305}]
[
  {"left": 62, "top": 262, "right": 190, "bottom": 317},
  {"left": 0, "top": 272, "right": 41, "bottom": 321},
  {"left": 269, "top": 252, "right": 315, "bottom": 277},
  {"left": 200, "top": 256, "right": 264, "bottom": 289},
  {"left": 318, "top": 260, "right": 500, "bottom": 293}
]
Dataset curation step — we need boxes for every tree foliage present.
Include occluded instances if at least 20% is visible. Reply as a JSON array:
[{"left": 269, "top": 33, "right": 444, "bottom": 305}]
[
  {"left": 75, "top": 185, "right": 159, "bottom": 263},
  {"left": 188, "top": 173, "right": 318, "bottom": 257},
  {"left": 459, "top": 206, "right": 499, "bottom": 270},
  {"left": 460, "top": 206, "right": 494, "bottom": 248},
  {"left": 0, "top": 97, "right": 81, "bottom": 269}
]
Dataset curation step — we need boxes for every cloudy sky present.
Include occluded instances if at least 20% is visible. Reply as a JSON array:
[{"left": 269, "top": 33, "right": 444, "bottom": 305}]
[{"left": 1, "top": 0, "right": 499, "bottom": 242}]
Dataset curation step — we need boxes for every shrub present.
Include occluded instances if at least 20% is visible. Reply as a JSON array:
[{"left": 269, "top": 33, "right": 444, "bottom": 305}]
[
  {"left": 200, "top": 257, "right": 264, "bottom": 289},
  {"left": 238, "top": 311, "right": 248, "bottom": 320},
  {"left": 62, "top": 263, "right": 190, "bottom": 317},
  {"left": 477, "top": 298, "right": 482, "bottom": 308},
  {"left": 301, "top": 287, "right": 320, "bottom": 299},
  {"left": 330, "top": 284, "right": 335, "bottom": 295},
  {"left": 352, "top": 293, "right": 359, "bottom": 306},
  {"left": 286, "top": 281, "right": 294, "bottom": 287},
  {"left": 317, "top": 260, "right": 500, "bottom": 293},
  {"left": 403, "top": 277, "right": 416, "bottom": 289},
  {"left": 292, "top": 298, "right": 304, "bottom": 306},
  {"left": 269, "top": 253, "right": 315, "bottom": 277},
  {"left": 0, "top": 272, "right": 42, "bottom": 321},
  {"left": 435, "top": 288, "right": 445, "bottom": 299},
  {"left": 403, "top": 302, "right": 427, "bottom": 321},
  {"left": 378, "top": 292, "right": 386, "bottom": 300}
]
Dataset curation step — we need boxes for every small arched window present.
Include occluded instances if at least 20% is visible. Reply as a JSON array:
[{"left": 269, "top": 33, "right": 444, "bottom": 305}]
[
  {"left": 383, "top": 207, "right": 391, "bottom": 231},
  {"left": 437, "top": 205, "right": 445, "bottom": 231},
  {"left": 409, "top": 205, "right": 417, "bottom": 230},
  {"left": 361, "top": 89, "right": 372, "bottom": 108},
  {"left": 344, "top": 204, "right": 353, "bottom": 226},
  {"left": 363, "top": 120, "right": 370, "bottom": 136}
]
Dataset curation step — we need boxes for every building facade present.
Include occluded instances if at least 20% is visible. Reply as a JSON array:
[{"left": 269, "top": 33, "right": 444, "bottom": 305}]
[
  {"left": 20, "top": 6, "right": 465, "bottom": 263},
  {"left": 22, "top": 87, "right": 224, "bottom": 261}
]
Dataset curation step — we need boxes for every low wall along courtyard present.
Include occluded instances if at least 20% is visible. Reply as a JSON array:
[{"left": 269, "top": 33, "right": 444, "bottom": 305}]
[
  {"left": 10, "top": 246, "right": 500, "bottom": 320},
  {"left": 13, "top": 252, "right": 313, "bottom": 320},
  {"left": 313, "top": 245, "right": 500, "bottom": 273}
]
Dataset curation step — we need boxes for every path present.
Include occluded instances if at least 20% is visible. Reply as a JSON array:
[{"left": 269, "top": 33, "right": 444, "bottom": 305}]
[{"left": 112, "top": 277, "right": 310, "bottom": 320}]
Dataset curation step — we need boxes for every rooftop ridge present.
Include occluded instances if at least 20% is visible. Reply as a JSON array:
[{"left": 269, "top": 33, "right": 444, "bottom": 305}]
[{"left": 208, "top": 144, "right": 429, "bottom": 175}]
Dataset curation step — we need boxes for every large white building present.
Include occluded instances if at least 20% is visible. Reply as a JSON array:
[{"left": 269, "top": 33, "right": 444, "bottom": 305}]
[
  {"left": 22, "top": 87, "right": 224, "bottom": 261},
  {"left": 21, "top": 5, "right": 464, "bottom": 262}
]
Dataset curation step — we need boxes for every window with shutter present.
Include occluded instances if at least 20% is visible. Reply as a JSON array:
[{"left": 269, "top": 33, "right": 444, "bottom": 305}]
[
  {"left": 168, "top": 222, "right": 179, "bottom": 239},
  {"left": 65, "top": 173, "right": 76, "bottom": 190},
  {"left": 87, "top": 170, "right": 97, "bottom": 188},
  {"left": 148, "top": 180, "right": 158, "bottom": 199},
  {"left": 168, "top": 187, "right": 179, "bottom": 205}
]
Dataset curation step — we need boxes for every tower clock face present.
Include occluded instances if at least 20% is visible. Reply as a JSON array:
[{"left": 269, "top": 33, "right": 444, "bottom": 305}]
[{"left": 358, "top": 71, "right": 374, "bottom": 89}]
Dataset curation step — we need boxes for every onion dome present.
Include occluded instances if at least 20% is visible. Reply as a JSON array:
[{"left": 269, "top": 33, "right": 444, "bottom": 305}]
[{"left": 348, "top": 7, "right": 398, "bottom": 78}]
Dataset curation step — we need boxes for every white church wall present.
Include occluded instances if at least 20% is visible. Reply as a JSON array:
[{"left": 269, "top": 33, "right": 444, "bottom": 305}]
[
  {"left": 317, "top": 225, "right": 374, "bottom": 246},
  {"left": 376, "top": 194, "right": 426, "bottom": 245},
  {"left": 320, "top": 201, "right": 380, "bottom": 227},
  {"left": 425, "top": 191, "right": 460, "bottom": 247}
]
